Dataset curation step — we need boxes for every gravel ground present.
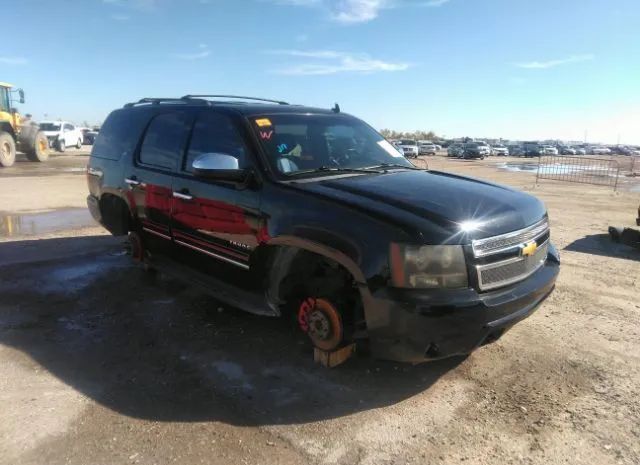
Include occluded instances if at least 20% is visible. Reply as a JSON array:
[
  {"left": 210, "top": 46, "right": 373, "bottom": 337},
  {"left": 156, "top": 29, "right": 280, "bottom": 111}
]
[{"left": 0, "top": 153, "right": 638, "bottom": 465}]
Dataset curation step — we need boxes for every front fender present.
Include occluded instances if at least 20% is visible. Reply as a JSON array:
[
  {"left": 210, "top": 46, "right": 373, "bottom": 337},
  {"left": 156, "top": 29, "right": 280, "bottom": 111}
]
[{"left": 266, "top": 234, "right": 366, "bottom": 284}]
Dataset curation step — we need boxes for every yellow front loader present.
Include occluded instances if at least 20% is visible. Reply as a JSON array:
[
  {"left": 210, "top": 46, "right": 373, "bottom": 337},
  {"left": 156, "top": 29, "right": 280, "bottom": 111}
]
[{"left": 0, "top": 82, "right": 49, "bottom": 167}]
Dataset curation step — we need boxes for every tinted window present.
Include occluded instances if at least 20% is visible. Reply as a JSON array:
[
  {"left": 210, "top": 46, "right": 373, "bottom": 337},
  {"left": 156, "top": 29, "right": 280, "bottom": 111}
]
[
  {"left": 251, "top": 114, "right": 412, "bottom": 176},
  {"left": 184, "top": 112, "right": 247, "bottom": 172},
  {"left": 139, "top": 112, "right": 190, "bottom": 170},
  {"left": 40, "top": 123, "right": 61, "bottom": 131},
  {"left": 92, "top": 109, "right": 151, "bottom": 160},
  {"left": 0, "top": 87, "right": 10, "bottom": 112}
]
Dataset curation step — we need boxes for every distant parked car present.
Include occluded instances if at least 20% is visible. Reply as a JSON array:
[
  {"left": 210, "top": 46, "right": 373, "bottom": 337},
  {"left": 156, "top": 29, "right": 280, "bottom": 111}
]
[
  {"left": 590, "top": 146, "right": 612, "bottom": 155},
  {"left": 542, "top": 145, "right": 559, "bottom": 155},
  {"left": 463, "top": 142, "right": 490, "bottom": 159},
  {"left": 560, "top": 147, "right": 577, "bottom": 155},
  {"left": 434, "top": 144, "right": 442, "bottom": 151},
  {"left": 609, "top": 146, "right": 638, "bottom": 156},
  {"left": 418, "top": 141, "right": 437, "bottom": 156},
  {"left": 81, "top": 128, "right": 99, "bottom": 145},
  {"left": 510, "top": 145, "right": 525, "bottom": 157},
  {"left": 447, "top": 144, "right": 464, "bottom": 157},
  {"left": 575, "top": 147, "right": 587, "bottom": 155},
  {"left": 397, "top": 139, "right": 419, "bottom": 158},
  {"left": 39, "top": 121, "right": 84, "bottom": 152},
  {"left": 491, "top": 144, "right": 509, "bottom": 156},
  {"left": 523, "top": 143, "right": 545, "bottom": 157}
]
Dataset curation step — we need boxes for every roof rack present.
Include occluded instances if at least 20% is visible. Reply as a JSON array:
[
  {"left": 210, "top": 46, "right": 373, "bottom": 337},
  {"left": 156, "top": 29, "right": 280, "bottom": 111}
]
[
  {"left": 181, "top": 95, "right": 289, "bottom": 105},
  {"left": 123, "top": 97, "right": 210, "bottom": 108}
]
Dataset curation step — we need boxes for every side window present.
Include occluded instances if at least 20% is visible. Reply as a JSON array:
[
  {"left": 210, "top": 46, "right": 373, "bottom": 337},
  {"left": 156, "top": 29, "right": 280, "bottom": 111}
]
[
  {"left": 0, "top": 87, "right": 10, "bottom": 112},
  {"left": 139, "top": 111, "right": 190, "bottom": 170},
  {"left": 68, "top": 124, "right": 75, "bottom": 131},
  {"left": 92, "top": 109, "right": 151, "bottom": 161},
  {"left": 183, "top": 112, "right": 248, "bottom": 173}
]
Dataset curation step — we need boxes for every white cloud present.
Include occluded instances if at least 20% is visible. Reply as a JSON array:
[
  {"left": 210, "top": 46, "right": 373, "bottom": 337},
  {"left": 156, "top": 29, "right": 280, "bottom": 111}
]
[
  {"left": 268, "top": 0, "right": 452, "bottom": 24},
  {"left": 421, "top": 0, "right": 450, "bottom": 6},
  {"left": 514, "top": 54, "right": 595, "bottom": 69},
  {"left": 173, "top": 43, "right": 210, "bottom": 60},
  {"left": 102, "top": 0, "right": 158, "bottom": 10},
  {"left": 0, "top": 56, "right": 28, "bottom": 65},
  {"left": 269, "top": 49, "right": 410, "bottom": 75},
  {"left": 330, "top": 0, "right": 389, "bottom": 23}
]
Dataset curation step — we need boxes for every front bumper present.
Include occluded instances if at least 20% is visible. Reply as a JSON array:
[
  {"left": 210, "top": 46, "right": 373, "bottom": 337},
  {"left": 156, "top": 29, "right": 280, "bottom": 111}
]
[{"left": 363, "top": 247, "right": 560, "bottom": 363}]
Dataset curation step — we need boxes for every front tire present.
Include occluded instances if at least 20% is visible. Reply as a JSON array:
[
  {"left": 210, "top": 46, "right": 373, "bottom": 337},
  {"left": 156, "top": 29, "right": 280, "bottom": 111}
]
[
  {"left": 0, "top": 132, "right": 16, "bottom": 167},
  {"left": 25, "top": 131, "right": 50, "bottom": 162},
  {"left": 57, "top": 139, "right": 66, "bottom": 152},
  {"left": 76, "top": 139, "right": 82, "bottom": 149}
]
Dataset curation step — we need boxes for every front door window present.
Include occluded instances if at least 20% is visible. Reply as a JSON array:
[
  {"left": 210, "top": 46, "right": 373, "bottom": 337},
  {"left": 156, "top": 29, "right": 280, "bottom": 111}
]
[{"left": 0, "top": 87, "right": 10, "bottom": 113}]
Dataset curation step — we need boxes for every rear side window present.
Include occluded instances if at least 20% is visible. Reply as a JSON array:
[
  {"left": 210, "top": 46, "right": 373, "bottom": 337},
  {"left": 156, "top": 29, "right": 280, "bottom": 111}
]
[
  {"left": 183, "top": 112, "right": 248, "bottom": 172},
  {"left": 139, "top": 111, "right": 190, "bottom": 170},
  {"left": 92, "top": 109, "right": 150, "bottom": 161}
]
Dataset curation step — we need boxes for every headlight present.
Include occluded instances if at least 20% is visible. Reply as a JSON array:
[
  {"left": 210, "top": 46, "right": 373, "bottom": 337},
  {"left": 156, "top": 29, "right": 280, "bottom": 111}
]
[{"left": 390, "top": 244, "right": 468, "bottom": 289}]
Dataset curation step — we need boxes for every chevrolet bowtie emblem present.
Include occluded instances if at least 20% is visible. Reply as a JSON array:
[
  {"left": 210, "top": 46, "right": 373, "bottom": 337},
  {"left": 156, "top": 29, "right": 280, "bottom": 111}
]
[{"left": 521, "top": 241, "right": 538, "bottom": 257}]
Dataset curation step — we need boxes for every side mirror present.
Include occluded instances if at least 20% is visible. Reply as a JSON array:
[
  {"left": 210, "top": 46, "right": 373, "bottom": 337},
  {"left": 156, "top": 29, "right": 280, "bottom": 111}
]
[
  {"left": 192, "top": 153, "right": 247, "bottom": 182},
  {"left": 18, "top": 89, "right": 25, "bottom": 104}
]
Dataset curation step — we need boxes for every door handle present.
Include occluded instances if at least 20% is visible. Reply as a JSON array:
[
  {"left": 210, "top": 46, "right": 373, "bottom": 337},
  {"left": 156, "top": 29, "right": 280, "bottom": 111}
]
[
  {"left": 125, "top": 177, "right": 140, "bottom": 186},
  {"left": 173, "top": 190, "right": 193, "bottom": 200}
]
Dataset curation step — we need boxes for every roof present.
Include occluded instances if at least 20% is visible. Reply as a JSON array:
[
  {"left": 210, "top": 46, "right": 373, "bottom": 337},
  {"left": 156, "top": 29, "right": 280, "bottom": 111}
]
[
  {"left": 227, "top": 104, "right": 337, "bottom": 116},
  {"left": 122, "top": 96, "right": 339, "bottom": 117},
  {"left": 0, "top": 82, "right": 14, "bottom": 88}
]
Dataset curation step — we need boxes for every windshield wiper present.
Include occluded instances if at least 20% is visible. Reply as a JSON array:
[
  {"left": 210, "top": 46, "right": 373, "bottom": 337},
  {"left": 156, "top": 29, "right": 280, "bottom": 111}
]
[
  {"left": 285, "top": 166, "right": 384, "bottom": 176},
  {"left": 363, "top": 163, "right": 420, "bottom": 171}
]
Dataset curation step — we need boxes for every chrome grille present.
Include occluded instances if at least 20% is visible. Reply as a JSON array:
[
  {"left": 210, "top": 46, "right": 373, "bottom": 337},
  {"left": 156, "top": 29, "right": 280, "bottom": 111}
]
[
  {"left": 472, "top": 218, "right": 549, "bottom": 258},
  {"left": 477, "top": 241, "right": 549, "bottom": 291}
]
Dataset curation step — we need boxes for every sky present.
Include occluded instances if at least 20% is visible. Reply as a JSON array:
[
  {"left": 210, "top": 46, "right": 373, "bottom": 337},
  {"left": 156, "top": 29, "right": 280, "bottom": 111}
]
[{"left": 2, "top": 0, "right": 639, "bottom": 144}]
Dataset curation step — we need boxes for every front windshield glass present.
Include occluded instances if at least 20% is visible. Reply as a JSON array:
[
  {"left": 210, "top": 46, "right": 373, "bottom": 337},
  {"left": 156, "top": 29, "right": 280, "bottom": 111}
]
[
  {"left": 399, "top": 139, "right": 417, "bottom": 145},
  {"left": 40, "top": 123, "right": 61, "bottom": 131},
  {"left": 251, "top": 114, "right": 413, "bottom": 176}
]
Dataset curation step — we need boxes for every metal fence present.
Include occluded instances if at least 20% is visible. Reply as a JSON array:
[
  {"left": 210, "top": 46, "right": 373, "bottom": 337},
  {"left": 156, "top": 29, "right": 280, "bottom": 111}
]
[{"left": 535, "top": 155, "right": 621, "bottom": 190}]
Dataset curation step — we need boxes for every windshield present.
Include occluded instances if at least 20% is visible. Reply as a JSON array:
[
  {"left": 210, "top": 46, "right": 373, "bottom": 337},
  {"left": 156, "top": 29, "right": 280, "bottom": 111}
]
[
  {"left": 39, "top": 123, "right": 61, "bottom": 131},
  {"left": 251, "top": 114, "right": 413, "bottom": 176},
  {"left": 399, "top": 139, "right": 417, "bottom": 145}
]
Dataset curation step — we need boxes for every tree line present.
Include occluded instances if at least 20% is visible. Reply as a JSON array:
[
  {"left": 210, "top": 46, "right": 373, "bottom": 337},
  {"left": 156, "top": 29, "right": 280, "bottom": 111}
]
[{"left": 379, "top": 129, "right": 440, "bottom": 141}]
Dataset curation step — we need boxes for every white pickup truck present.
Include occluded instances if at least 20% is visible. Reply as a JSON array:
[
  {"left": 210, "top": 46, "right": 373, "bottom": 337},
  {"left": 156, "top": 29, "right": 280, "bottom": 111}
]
[{"left": 39, "top": 121, "right": 83, "bottom": 152}]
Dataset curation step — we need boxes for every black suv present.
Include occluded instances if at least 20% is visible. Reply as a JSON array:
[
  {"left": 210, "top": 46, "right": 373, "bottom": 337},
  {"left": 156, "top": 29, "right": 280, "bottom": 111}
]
[{"left": 87, "top": 96, "right": 559, "bottom": 363}]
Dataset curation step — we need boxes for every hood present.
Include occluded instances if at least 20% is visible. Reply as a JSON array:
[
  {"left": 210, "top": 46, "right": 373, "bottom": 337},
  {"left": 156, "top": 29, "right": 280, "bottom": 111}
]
[{"left": 292, "top": 170, "right": 547, "bottom": 242}]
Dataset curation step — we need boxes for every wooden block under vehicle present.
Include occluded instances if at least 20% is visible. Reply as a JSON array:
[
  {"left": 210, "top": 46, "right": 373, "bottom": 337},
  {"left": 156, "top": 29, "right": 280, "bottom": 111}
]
[{"left": 314, "top": 343, "right": 356, "bottom": 368}]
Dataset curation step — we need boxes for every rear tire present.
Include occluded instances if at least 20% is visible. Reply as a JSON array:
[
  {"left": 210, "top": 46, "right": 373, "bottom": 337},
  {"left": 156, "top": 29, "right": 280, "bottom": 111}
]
[
  {"left": 0, "top": 132, "right": 16, "bottom": 167},
  {"left": 57, "top": 139, "right": 66, "bottom": 152},
  {"left": 76, "top": 139, "right": 82, "bottom": 149},
  {"left": 25, "top": 131, "right": 50, "bottom": 162}
]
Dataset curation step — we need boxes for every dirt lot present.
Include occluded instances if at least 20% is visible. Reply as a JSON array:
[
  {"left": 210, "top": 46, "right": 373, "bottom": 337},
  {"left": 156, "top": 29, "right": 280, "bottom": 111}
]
[{"left": 1, "top": 151, "right": 639, "bottom": 465}]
